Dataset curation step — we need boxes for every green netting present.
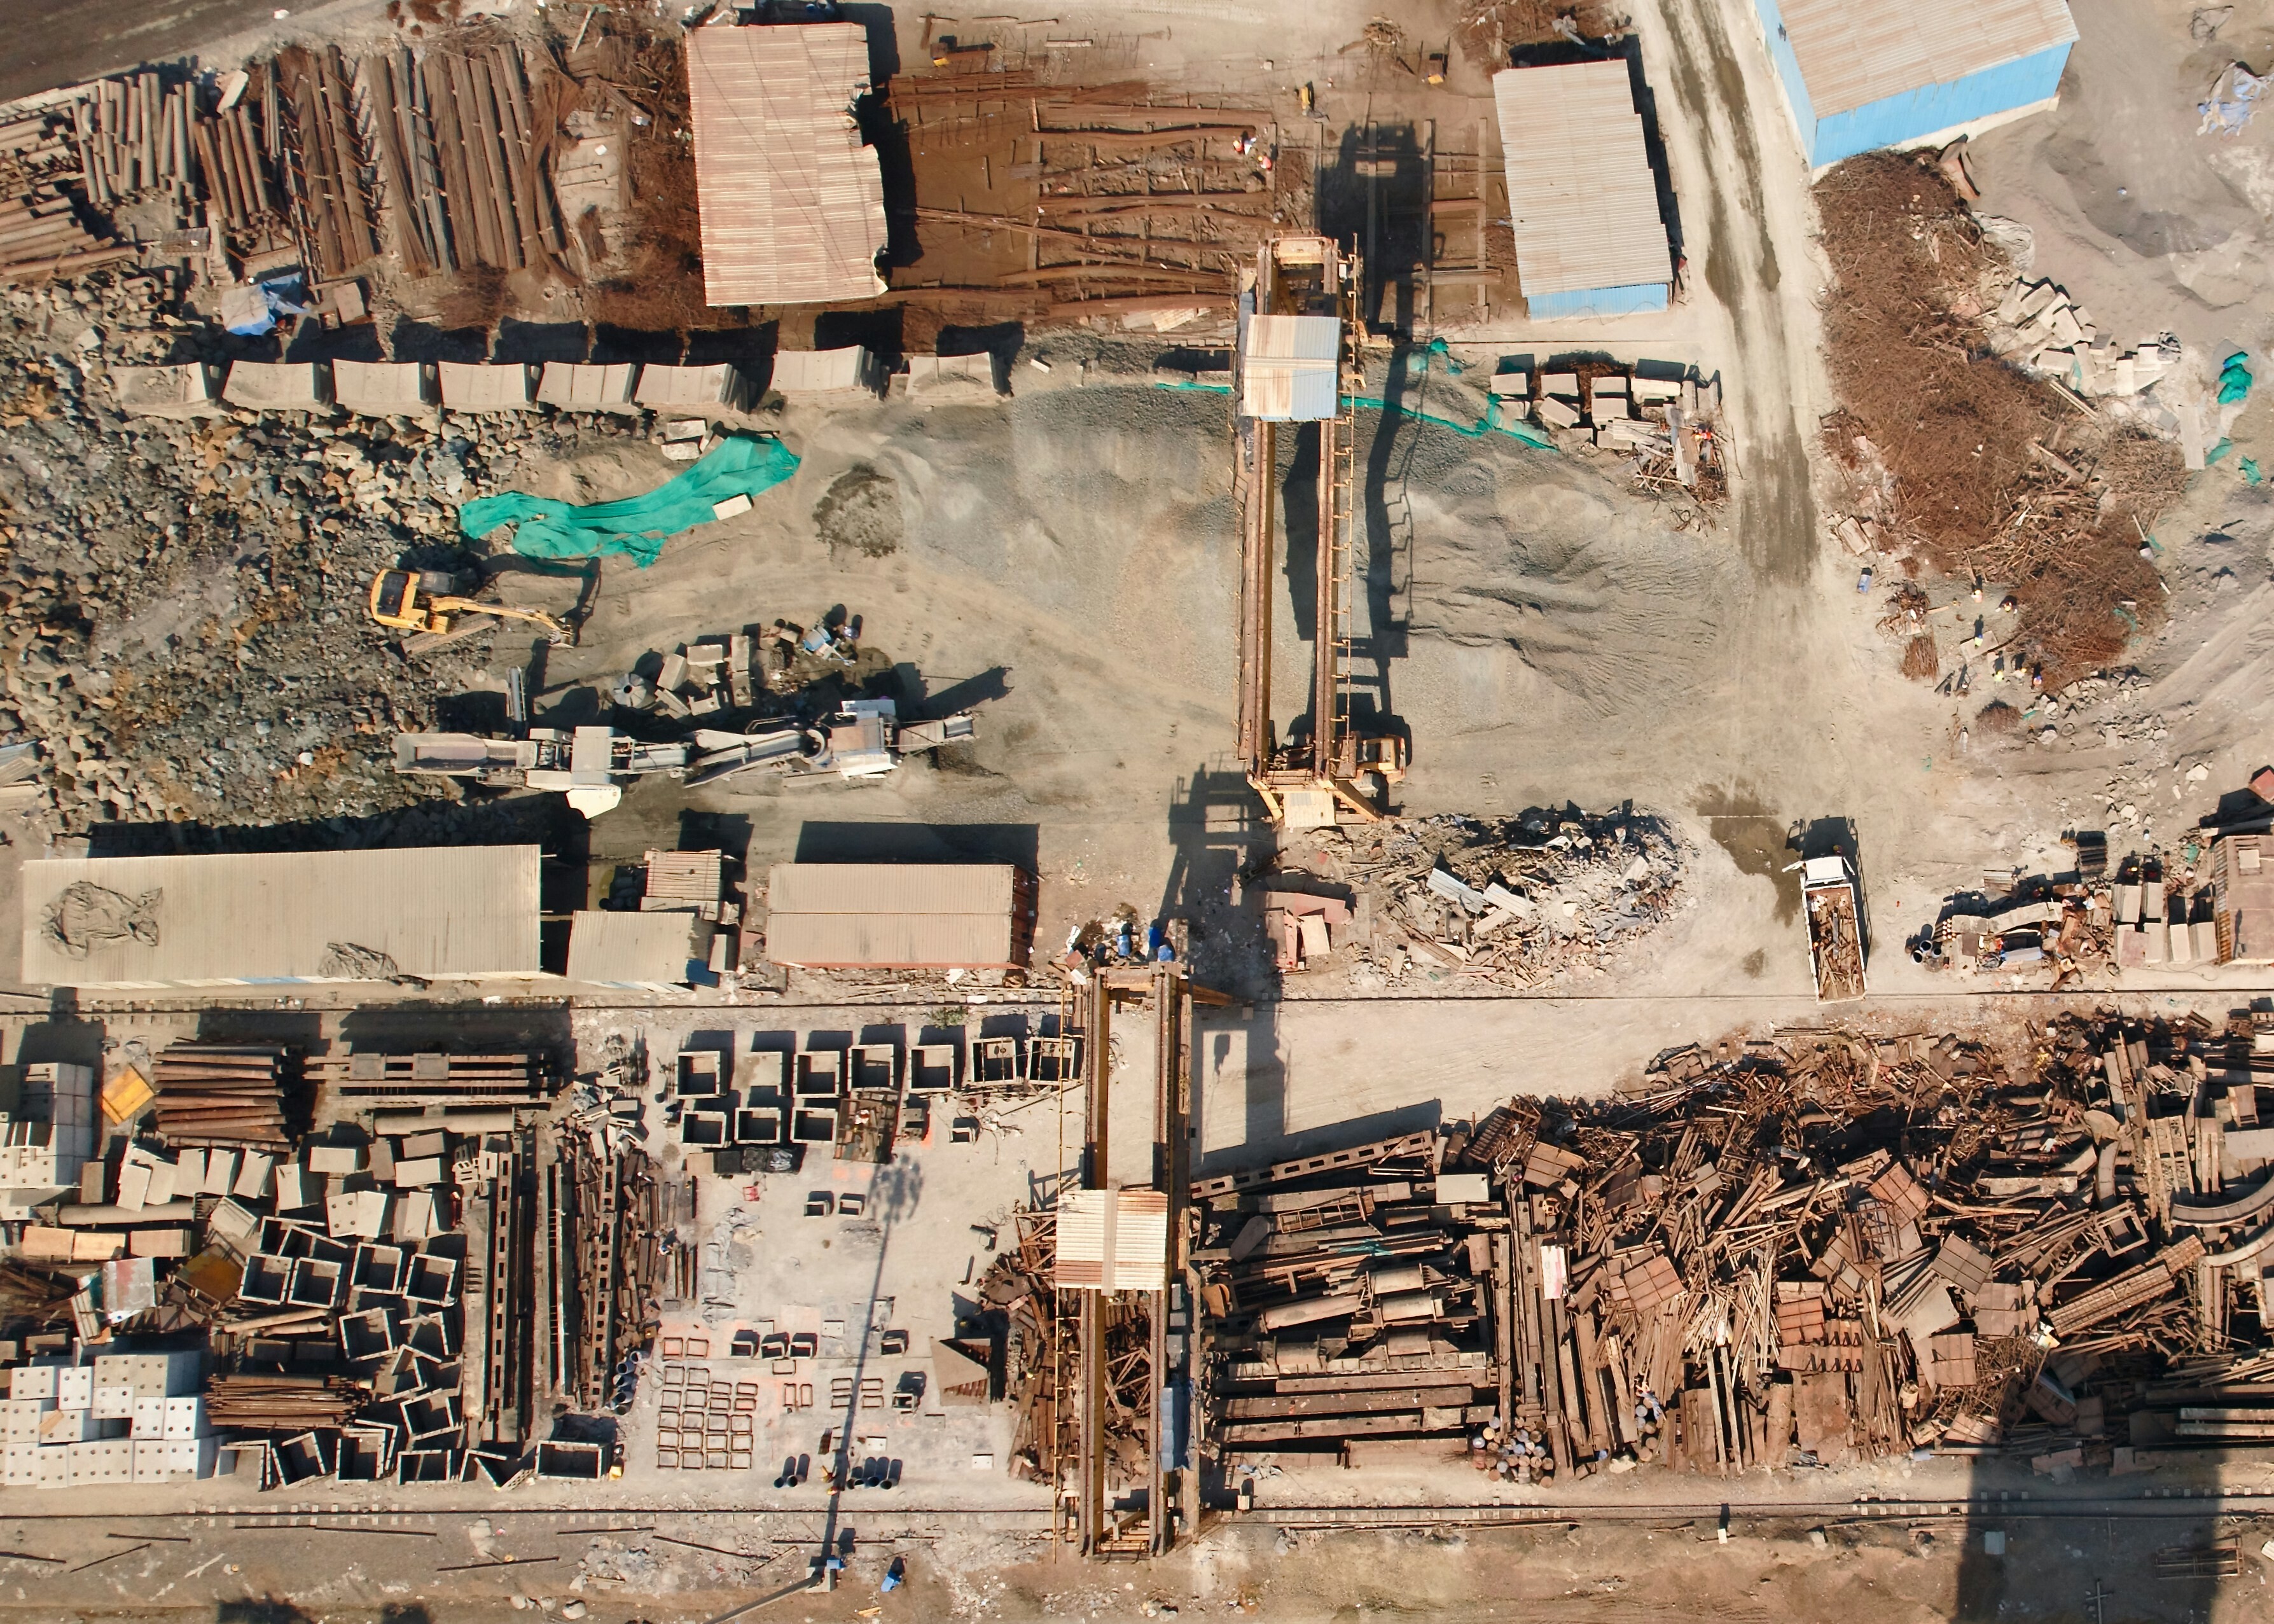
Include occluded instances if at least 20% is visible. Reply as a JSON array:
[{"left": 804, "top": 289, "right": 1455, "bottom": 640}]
[{"left": 457, "top": 434, "right": 801, "bottom": 566}]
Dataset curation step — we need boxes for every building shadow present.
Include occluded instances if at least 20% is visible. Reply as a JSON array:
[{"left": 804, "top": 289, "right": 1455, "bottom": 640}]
[{"left": 791, "top": 821, "right": 1038, "bottom": 873}]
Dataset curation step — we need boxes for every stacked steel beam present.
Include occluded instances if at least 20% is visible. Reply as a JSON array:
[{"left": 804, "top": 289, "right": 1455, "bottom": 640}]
[
  {"left": 359, "top": 41, "right": 565, "bottom": 277},
  {"left": 149, "top": 1043, "right": 298, "bottom": 1148},
  {"left": 0, "top": 106, "right": 127, "bottom": 282}
]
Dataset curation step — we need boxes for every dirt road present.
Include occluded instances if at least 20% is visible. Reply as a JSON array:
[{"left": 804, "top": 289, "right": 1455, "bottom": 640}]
[{"left": 0, "top": 0, "right": 382, "bottom": 104}]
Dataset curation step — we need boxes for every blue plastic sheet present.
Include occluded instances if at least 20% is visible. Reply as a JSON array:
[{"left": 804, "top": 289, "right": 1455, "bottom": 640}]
[{"left": 458, "top": 434, "right": 801, "bottom": 566}]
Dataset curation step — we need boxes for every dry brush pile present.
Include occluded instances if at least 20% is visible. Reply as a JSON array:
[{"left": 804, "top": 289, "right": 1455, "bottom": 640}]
[{"left": 1816, "top": 154, "right": 2183, "bottom": 690}]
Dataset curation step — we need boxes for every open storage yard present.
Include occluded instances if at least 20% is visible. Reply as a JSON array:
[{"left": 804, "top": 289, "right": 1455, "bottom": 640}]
[{"left": 3, "top": 0, "right": 2274, "bottom": 1617}]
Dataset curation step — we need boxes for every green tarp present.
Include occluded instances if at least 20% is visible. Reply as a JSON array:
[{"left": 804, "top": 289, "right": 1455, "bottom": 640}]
[
  {"left": 2219, "top": 350, "right": 2254, "bottom": 405},
  {"left": 457, "top": 434, "right": 801, "bottom": 566}
]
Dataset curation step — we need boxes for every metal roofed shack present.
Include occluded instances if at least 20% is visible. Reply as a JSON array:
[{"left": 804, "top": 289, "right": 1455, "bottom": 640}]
[
  {"left": 1754, "top": 0, "right": 2077, "bottom": 167},
  {"left": 762, "top": 863, "right": 1035, "bottom": 970},
  {"left": 1492, "top": 62, "right": 1673, "bottom": 322},
  {"left": 20, "top": 847, "right": 544, "bottom": 988},
  {"left": 685, "top": 22, "right": 889, "bottom": 308}
]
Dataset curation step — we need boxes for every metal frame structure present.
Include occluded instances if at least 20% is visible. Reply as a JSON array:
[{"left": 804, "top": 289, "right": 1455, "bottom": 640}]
[
  {"left": 1232, "top": 234, "right": 1403, "bottom": 828},
  {"left": 1062, "top": 964, "right": 1228, "bottom": 1557}
]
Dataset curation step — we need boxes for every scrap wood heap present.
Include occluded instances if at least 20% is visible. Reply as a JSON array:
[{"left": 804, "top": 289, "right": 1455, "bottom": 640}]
[
  {"left": 1193, "top": 1011, "right": 2274, "bottom": 1480},
  {"left": 1265, "top": 808, "right": 1687, "bottom": 990}
]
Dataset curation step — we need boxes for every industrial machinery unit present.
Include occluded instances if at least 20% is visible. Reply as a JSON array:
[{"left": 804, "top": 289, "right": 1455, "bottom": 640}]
[{"left": 1232, "top": 235, "right": 1406, "bottom": 829}]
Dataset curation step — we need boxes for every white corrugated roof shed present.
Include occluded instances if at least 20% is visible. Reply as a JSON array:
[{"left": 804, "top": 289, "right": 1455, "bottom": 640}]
[
  {"left": 1780, "top": 0, "right": 2076, "bottom": 120},
  {"left": 633, "top": 363, "right": 749, "bottom": 410},
  {"left": 222, "top": 362, "right": 327, "bottom": 410},
  {"left": 438, "top": 363, "right": 534, "bottom": 412},
  {"left": 686, "top": 22, "right": 888, "bottom": 307},
  {"left": 567, "top": 910, "right": 714, "bottom": 986},
  {"left": 332, "top": 360, "right": 434, "bottom": 415},
  {"left": 1240, "top": 315, "right": 1340, "bottom": 421},
  {"left": 21, "top": 847, "right": 544, "bottom": 987},
  {"left": 1054, "top": 1188, "right": 1170, "bottom": 1291},
  {"left": 536, "top": 362, "right": 639, "bottom": 412},
  {"left": 763, "top": 862, "right": 1026, "bottom": 969},
  {"left": 1494, "top": 62, "right": 1670, "bottom": 298},
  {"left": 769, "top": 347, "right": 872, "bottom": 395}
]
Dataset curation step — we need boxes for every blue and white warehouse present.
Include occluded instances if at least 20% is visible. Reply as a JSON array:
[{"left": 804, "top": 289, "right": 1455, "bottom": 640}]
[{"left": 1756, "top": 0, "right": 2078, "bottom": 168}]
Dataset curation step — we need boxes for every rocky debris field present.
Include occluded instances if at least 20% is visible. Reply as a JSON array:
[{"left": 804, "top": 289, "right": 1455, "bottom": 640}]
[
  {"left": 1200, "top": 807, "right": 1693, "bottom": 997},
  {"left": 0, "top": 269, "right": 665, "bottom": 841}
]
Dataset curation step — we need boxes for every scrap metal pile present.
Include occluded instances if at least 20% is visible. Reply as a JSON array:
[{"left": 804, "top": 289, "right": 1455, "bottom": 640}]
[
  {"left": 1264, "top": 809, "right": 1689, "bottom": 992},
  {"left": 0, "top": 1039, "right": 660, "bottom": 1489},
  {"left": 1194, "top": 1010, "right": 2274, "bottom": 1480}
]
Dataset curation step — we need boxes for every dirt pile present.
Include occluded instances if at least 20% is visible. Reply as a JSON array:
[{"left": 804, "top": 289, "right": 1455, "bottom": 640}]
[{"left": 1815, "top": 153, "right": 2182, "bottom": 689}]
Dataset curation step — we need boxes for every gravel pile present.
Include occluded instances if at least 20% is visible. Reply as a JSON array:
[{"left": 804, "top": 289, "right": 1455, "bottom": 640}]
[{"left": 0, "top": 268, "right": 637, "bottom": 838}]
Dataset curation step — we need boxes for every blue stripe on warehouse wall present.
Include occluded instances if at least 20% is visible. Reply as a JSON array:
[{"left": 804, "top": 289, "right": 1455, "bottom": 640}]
[
  {"left": 1525, "top": 283, "right": 1672, "bottom": 321},
  {"left": 1751, "top": 0, "right": 1820, "bottom": 152},
  {"left": 1808, "top": 41, "right": 2074, "bottom": 165}
]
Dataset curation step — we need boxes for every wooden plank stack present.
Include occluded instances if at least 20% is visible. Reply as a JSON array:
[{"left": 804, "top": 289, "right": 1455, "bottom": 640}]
[
  {"left": 359, "top": 41, "right": 565, "bottom": 278},
  {"left": 274, "top": 45, "right": 380, "bottom": 281},
  {"left": 149, "top": 1043, "right": 298, "bottom": 1148}
]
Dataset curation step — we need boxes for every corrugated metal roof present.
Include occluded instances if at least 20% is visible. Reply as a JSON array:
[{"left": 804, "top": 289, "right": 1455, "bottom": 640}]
[
  {"left": 767, "top": 863, "right": 1017, "bottom": 917},
  {"left": 1494, "top": 62, "right": 1671, "bottom": 300},
  {"left": 1053, "top": 1188, "right": 1169, "bottom": 1291},
  {"left": 1240, "top": 314, "right": 1340, "bottom": 420},
  {"left": 21, "top": 847, "right": 543, "bottom": 987},
  {"left": 567, "top": 910, "right": 712, "bottom": 985},
  {"left": 1781, "top": 0, "right": 2076, "bottom": 120},
  {"left": 686, "top": 22, "right": 888, "bottom": 308}
]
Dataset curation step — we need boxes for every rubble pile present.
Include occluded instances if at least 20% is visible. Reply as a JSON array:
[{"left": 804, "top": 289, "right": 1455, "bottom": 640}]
[
  {"left": 1263, "top": 809, "right": 1690, "bottom": 994},
  {"left": 1984, "top": 273, "right": 2245, "bottom": 471},
  {"left": 0, "top": 270, "right": 665, "bottom": 835},
  {"left": 1198, "top": 1011, "right": 2274, "bottom": 1483}
]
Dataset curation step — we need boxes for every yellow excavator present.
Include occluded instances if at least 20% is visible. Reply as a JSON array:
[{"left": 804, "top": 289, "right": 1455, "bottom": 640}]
[{"left": 366, "top": 569, "right": 574, "bottom": 646}]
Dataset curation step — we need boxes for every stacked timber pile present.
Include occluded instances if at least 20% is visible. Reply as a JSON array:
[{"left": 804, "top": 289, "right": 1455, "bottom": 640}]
[
  {"left": 1194, "top": 1010, "right": 2274, "bottom": 1481},
  {"left": 359, "top": 41, "right": 567, "bottom": 277},
  {"left": 0, "top": 106, "right": 128, "bottom": 282},
  {"left": 1263, "top": 807, "right": 1689, "bottom": 992},
  {"left": 202, "top": 1371, "right": 362, "bottom": 1429},
  {"left": 273, "top": 46, "right": 380, "bottom": 281},
  {"left": 149, "top": 1043, "right": 300, "bottom": 1147}
]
